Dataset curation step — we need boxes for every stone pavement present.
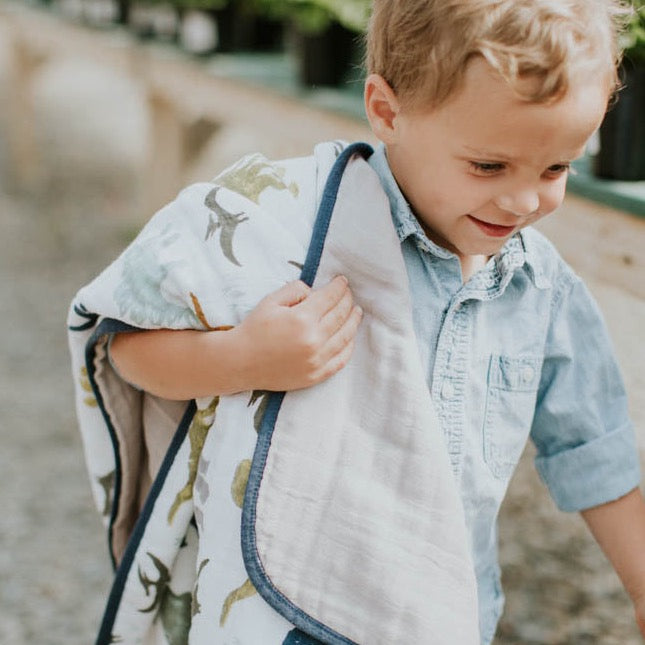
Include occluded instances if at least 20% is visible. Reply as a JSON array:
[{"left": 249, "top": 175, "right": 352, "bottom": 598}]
[{"left": 0, "top": 5, "right": 644, "bottom": 644}]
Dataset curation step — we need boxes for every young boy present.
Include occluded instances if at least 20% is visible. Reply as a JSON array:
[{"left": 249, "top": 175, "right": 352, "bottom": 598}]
[{"left": 69, "top": 1, "right": 645, "bottom": 643}]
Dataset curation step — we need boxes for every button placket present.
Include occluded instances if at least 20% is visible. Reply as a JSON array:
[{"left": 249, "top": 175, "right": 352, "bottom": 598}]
[
  {"left": 441, "top": 380, "right": 456, "bottom": 400},
  {"left": 432, "top": 300, "right": 470, "bottom": 477}
]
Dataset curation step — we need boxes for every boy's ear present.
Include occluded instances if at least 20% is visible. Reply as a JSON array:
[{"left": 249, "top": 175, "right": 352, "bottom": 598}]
[{"left": 364, "top": 74, "right": 401, "bottom": 144}]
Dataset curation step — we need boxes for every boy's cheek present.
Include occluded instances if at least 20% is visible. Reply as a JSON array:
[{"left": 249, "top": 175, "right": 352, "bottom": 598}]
[{"left": 541, "top": 181, "right": 567, "bottom": 216}]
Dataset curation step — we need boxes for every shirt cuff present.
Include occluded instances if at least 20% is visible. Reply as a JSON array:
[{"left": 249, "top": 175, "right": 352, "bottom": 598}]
[{"left": 535, "top": 424, "right": 641, "bottom": 512}]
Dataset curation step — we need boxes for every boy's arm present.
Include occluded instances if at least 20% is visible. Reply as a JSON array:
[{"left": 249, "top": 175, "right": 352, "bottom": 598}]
[
  {"left": 109, "top": 276, "right": 363, "bottom": 400},
  {"left": 581, "top": 487, "right": 645, "bottom": 637}
]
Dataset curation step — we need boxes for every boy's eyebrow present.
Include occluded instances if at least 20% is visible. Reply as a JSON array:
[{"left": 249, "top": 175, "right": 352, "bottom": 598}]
[
  {"left": 461, "top": 146, "right": 515, "bottom": 161},
  {"left": 461, "top": 145, "right": 585, "bottom": 163}
]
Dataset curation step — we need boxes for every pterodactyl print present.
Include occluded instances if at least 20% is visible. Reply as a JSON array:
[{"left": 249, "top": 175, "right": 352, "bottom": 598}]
[{"left": 204, "top": 187, "right": 249, "bottom": 267}]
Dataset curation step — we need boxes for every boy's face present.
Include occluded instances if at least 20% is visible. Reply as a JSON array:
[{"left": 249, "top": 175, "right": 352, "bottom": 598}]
[{"left": 365, "top": 59, "right": 610, "bottom": 263}]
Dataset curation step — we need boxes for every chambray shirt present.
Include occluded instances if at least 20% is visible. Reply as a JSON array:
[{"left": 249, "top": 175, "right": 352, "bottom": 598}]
[{"left": 368, "top": 144, "right": 640, "bottom": 644}]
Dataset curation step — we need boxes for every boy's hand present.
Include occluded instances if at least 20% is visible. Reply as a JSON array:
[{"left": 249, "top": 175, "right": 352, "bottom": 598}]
[
  {"left": 581, "top": 488, "right": 645, "bottom": 642},
  {"left": 233, "top": 276, "right": 363, "bottom": 392}
]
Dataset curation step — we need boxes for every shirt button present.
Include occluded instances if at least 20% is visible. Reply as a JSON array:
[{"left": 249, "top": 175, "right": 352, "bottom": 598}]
[
  {"left": 521, "top": 366, "right": 535, "bottom": 384},
  {"left": 441, "top": 381, "right": 455, "bottom": 400}
]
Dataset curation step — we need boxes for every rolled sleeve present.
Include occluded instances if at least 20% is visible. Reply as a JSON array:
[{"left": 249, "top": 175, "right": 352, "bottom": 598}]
[
  {"left": 535, "top": 423, "right": 640, "bottom": 511},
  {"left": 530, "top": 276, "right": 641, "bottom": 512}
]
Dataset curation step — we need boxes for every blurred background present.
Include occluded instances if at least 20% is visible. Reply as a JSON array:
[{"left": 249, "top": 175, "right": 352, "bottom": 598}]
[{"left": 0, "top": 1, "right": 643, "bottom": 643}]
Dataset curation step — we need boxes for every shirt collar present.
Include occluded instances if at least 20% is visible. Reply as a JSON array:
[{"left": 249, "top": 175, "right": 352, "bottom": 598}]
[{"left": 368, "top": 142, "right": 546, "bottom": 286}]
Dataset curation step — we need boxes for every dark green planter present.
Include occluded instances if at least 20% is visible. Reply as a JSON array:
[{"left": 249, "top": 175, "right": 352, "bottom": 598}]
[
  {"left": 210, "top": 5, "right": 284, "bottom": 52},
  {"left": 294, "top": 21, "right": 358, "bottom": 87},
  {"left": 116, "top": 0, "right": 130, "bottom": 25},
  {"left": 594, "top": 62, "right": 645, "bottom": 181}
]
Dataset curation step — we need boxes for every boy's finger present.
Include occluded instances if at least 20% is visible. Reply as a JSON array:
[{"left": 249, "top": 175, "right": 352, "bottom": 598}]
[
  {"left": 267, "top": 280, "right": 311, "bottom": 307},
  {"left": 300, "top": 275, "right": 349, "bottom": 318},
  {"left": 320, "top": 288, "right": 354, "bottom": 337},
  {"left": 320, "top": 305, "right": 363, "bottom": 363},
  {"left": 316, "top": 334, "right": 358, "bottom": 383}
]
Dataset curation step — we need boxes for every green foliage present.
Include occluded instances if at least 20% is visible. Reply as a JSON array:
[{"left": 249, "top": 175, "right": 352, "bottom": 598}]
[
  {"left": 277, "top": 1, "right": 333, "bottom": 34},
  {"left": 313, "top": 0, "right": 371, "bottom": 32},
  {"left": 252, "top": 0, "right": 370, "bottom": 34},
  {"left": 146, "top": 0, "right": 229, "bottom": 8},
  {"left": 128, "top": 0, "right": 371, "bottom": 34},
  {"left": 621, "top": 0, "right": 645, "bottom": 65}
]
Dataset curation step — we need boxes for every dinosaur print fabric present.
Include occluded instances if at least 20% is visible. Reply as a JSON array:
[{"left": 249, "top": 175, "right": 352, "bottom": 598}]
[{"left": 67, "top": 142, "right": 479, "bottom": 645}]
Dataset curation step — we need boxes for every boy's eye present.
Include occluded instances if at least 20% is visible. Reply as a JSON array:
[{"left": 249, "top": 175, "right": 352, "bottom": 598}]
[
  {"left": 470, "top": 161, "right": 505, "bottom": 175},
  {"left": 545, "top": 163, "right": 571, "bottom": 177}
]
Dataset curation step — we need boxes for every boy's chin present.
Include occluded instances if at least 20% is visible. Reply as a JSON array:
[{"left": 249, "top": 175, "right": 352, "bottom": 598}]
[
  {"left": 431, "top": 231, "right": 512, "bottom": 261},
  {"left": 456, "top": 239, "right": 509, "bottom": 259}
]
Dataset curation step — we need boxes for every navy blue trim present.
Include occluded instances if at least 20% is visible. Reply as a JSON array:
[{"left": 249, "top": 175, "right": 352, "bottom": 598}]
[
  {"left": 85, "top": 318, "right": 139, "bottom": 569},
  {"left": 84, "top": 318, "right": 143, "bottom": 569},
  {"left": 95, "top": 400, "right": 196, "bottom": 645},
  {"left": 85, "top": 318, "right": 197, "bottom": 644},
  {"left": 300, "top": 142, "right": 374, "bottom": 288},
  {"left": 283, "top": 628, "right": 325, "bottom": 645},
  {"left": 242, "top": 142, "right": 373, "bottom": 644}
]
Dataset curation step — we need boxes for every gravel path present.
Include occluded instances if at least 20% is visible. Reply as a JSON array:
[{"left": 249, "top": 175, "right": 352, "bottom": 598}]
[{"left": 1, "top": 6, "right": 644, "bottom": 644}]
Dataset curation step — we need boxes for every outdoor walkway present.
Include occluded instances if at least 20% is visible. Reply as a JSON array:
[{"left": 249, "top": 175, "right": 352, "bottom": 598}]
[{"left": 1, "top": 4, "right": 644, "bottom": 644}]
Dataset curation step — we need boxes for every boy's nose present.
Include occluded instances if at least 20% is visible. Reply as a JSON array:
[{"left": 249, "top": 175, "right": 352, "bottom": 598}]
[{"left": 494, "top": 190, "right": 540, "bottom": 217}]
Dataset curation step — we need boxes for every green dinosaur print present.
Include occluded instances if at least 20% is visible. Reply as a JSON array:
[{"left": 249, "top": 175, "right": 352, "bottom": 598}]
[
  {"left": 220, "top": 577, "right": 257, "bottom": 627},
  {"left": 230, "top": 459, "right": 252, "bottom": 508},
  {"left": 139, "top": 552, "right": 191, "bottom": 645},
  {"left": 248, "top": 390, "right": 271, "bottom": 433},
  {"left": 79, "top": 365, "right": 98, "bottom": 408},
  {"left": 213, "top": 153, "right": 299, "bottom": 204},
  {"left": 191, "top": 558, "right": 210, "bottom": 617},
  {"left": 168, "top": 397, "right": 219, "bottom": 524},
  {"left": 97, "top": 470, "right": 115, "bottom": 517},
  {"left": 219, "top": 458, "right": 258, "bottom": 624},
  {"left": 114, "top": 225, "right": 200, "bottom": 329},
  {"left": 204, "top": 187, "right": 249, "bottom": 267}
]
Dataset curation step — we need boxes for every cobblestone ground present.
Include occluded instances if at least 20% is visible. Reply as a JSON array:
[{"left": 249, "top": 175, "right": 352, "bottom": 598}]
[
  {"left": 0, "top": 154, "right": 134, "bottom": 643},
  {"left": 1, "top": 9, "right": 644, "bottom": 644}
]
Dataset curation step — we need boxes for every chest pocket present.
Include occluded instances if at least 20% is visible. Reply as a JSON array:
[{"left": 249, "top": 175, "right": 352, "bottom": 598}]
[{"left": 483, "top": 355, "right": 542, "bottom": 480}]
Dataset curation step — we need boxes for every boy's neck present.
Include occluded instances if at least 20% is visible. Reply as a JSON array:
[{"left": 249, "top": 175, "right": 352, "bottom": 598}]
[{"left": 460, "top": 254, "right": 488, "bottom": 282}]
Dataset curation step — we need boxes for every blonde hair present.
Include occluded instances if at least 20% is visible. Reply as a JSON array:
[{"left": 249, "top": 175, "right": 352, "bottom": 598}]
[{"left": 366, "top": 0, "right": 629, "bottom": 110}]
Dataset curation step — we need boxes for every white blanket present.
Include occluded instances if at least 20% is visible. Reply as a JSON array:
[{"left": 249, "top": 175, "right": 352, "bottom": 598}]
[{"left": 68, "top": 141, "right": 479, "bottom": 645}]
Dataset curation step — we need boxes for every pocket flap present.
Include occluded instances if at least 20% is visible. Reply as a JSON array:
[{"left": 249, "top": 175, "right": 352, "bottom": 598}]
[{"left": 488, "top": 356, "right": 541, "bottom": 392}]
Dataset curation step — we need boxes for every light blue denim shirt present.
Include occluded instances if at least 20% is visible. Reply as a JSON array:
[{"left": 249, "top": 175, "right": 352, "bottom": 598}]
[{"left": 368, "top": 143, "right": 640, "bottom": 644}]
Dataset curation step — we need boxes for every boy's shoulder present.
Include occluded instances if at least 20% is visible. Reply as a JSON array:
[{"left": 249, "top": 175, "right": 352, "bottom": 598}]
[
  {"left": 142, "top": 141, "right": 351, "bottom": 244},
  {"left": 204, "top": 140, "right": 350, "bottom": 209}
]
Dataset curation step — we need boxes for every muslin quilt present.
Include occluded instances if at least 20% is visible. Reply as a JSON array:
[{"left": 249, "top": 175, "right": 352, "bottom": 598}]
[{"left": 67, "top": 141, "right": 479, "bottom": 645}]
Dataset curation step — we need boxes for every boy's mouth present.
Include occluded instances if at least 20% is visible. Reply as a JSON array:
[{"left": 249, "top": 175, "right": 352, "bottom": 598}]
[{"left": 467, "top": 215, "right": 516, "bottom": 238}]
